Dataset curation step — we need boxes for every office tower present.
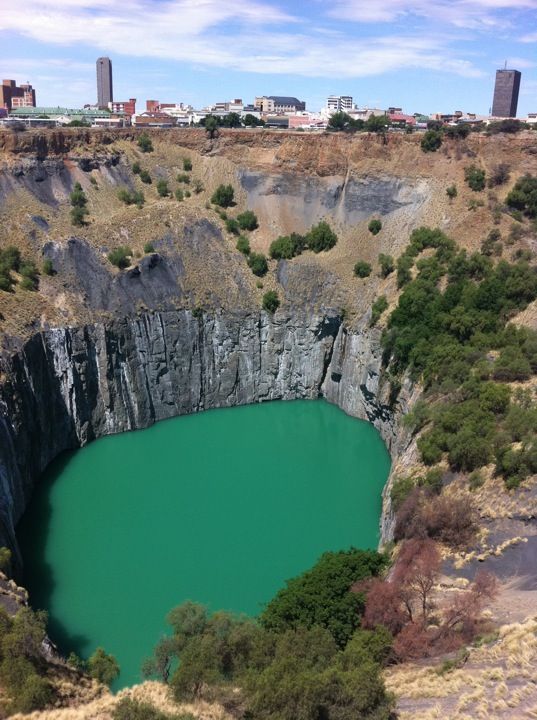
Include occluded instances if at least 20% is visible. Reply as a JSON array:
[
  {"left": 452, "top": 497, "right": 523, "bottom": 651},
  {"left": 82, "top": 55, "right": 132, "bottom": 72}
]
[
  {"left": 491, "top": 69, "right": 521, "bottom": 118},
  {"left": 96, "top": 57, "right": 113, "bottom": 109}
]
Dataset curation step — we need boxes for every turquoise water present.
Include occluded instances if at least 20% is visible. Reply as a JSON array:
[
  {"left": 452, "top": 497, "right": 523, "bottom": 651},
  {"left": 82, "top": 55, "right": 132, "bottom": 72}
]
[{"left": 18, "top": 399, "right": 390, "bottom": 689}]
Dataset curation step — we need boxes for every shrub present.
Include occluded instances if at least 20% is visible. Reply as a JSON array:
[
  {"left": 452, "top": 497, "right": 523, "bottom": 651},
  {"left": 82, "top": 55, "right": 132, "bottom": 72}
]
[
  {"left": 368, "top": 218, "right": 382, "bottom": 235},
  {"left": 19, "top": 261, "right": 39, "bottom": 290},
  {"left": 487, "top": 119, "right": 524, "bottom": 134},
  {"left": 184, "top": 190, "right": 191, "bottom": 198},
  {"left": 236, "top": 236, "right": 250, "bottom": 255},
  {"left": 143, "top": 242, "right": 155, "bottom": 254},
  {"left": 90, "top": 175, "right": 98, "bottom": 186},
  {"left": 269, "top": 233, "right": 306, "bottom": 260},
  {"left": 421, "top": 130, "right": 442, "bottom": 152},
  {"left": 211, "top": 184, "right": 234, "bottom": 208},
  {"left": 117, "top": 189, "right": 145, "bottom": 208},
  {"left": 481, "top": 229, "right": 502, "bottom": 256},
  {"left": 176, "top": 173, "right": 190, "bottom": 184},
  {"left": 192, "top": 179, "right": 204, "bottom": 194},
  {"left": 262, "top": 290, "right": 280, "bottom": 313},
  {"left": 488, "top": 163, "right": 510, "bottom": 187},
  {"left": 137, "top": 133, "right": 153, "bottom": 152},
  {"left": 132, "top": 162, "right": 141, "bottom": 174},
  {"left": 108, "top": 246, "right": 133, "bottom": 269},
  {"left": 248, "top": 252, "right": 268, "bottom": 276},
  {"left": 42, "top": 259, "right": 54, "bottom": 276},
  {"left": 69, "top": 181, "right": 87, "bottom": 208},
  {"left": 225, "top": 218, "right": 240, "bottom": 235},
  {"left": 175, "top": 189, "right": 184, "bottom": 201},
  {"left": 378, "top": 253, "right": 394, "bottom": 277},
  {"left": 446, "top": 185, "right": 458, "bottom": 199},
  {"left": 0, "top": 547, "right": 11, "bottom": 573},
  {"left": 505, "top": 174, "right": 537, "bottom": 218},
  {"left": 236, "top": 210, "right": 259, "bottom": 231},
  {"left": 139, "top": 170, "right": 152, "bottom": 184},
  {"left": 371, "top": 295, "right": 388, "bottom": 326},
  {"left": 157, "top": 179, "right": 170, "bottom": 197},
  {"left": 354, "top": 260, "right": 372, "bottom": 278},
  {"left": 390, "top": 476, "right": 415, "bottom": 512},
  {"left": 464, "top": 165, "right": 486, "bottom": 192},
  {"left": 70, "top": 205, "right": 88, "bottom": 226},
  {"left": 306, "top": 221, "right": 337, "bottom": 253},
  {"left": 183, "top": 157, "right": 192, "bottom": 172},
  {"left": 113, "top": 697, "right": 192, "bottom": 720},
  {"left": 87, "top": 647, "right": 120, "bottom": 686}
]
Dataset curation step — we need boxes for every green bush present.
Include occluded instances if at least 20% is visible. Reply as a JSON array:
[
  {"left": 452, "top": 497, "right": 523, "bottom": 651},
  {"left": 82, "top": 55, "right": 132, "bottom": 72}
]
[
  {"left": 370, "top": 295, "right": 388, "bottom": 326},
  {"left": 248, "top": 252, "right": 268, "bottom": 277},
  {"left": 70, "top": 205, "right": 88, "bottom": 226},
  {"left": 378, "top": 253, "right": 394, "bottom": 277},
  {"left": 306, "top": 221, "right": 337, "bottom": 253},
  {"left": 139, "top": 170, "right": 152, "bottom": 184},
  {"left": 505, "top": 174, "right": 537, "bottom": 218},
  {"left": 354, "top": 260, "right": 372, "bottom": 278},
  {"left": 236, "top": 236, "right": 251, "bottom": 255},
  {"left": 87, "top": 647, "right": 120, "bottom": 686},
  {"left": 69, "top": 181, "right": 87, "bottom": 208},
  {"left": 137, "top": 133, "right": 153, "bottom": 153},
  {"left": 368, "top": 218, "right": 382, "bottom": 235},
  {"left": 108, "top": 246, "right": 133, "bottom": 269},
  {"left": 157, "top": 179, "right": 170, "bottom": 197},
  {"left": 175, "top": 189, "right": 184, "bottom": 201},
  {"left": 269, "top": 233, "right": 306, "bottom": 260},
  {"left": 225, "top": 218, "right": 240, "bottom": 235},
  {"left": 113, "top": 697, "right": 193, "bottom": 720},
  {"left": 464, "top": 165, "right": 486, "bottom": 192},
  {"left": 446, "top": 184, "right": 458, "bottom": 199},
  {"left": 183, "top": 157, "right": 192, "bottom": 172},
  {"left": 262, "top": 290, "right": 280, "bottom": 313},
  {"left": 117, "top": 189, "right": 145, "bottom": 208},
  {"left": 421, "top": 130, "right": 443, "bottom": 152},
  {"left": 390, "top": 476, "right": 415, "bottom": 512},
  {"left": 19, "top": 259, "right": 40, "bottom": 290},
  {"left": 132, "top": 162, "right": 141, "bottom": 174},
  {"left": 211, "top": 184, "right": 234, "bottom": 208},
  {"left": 176, "top": 173, "right": 190, "bottom": 184},
  {"left": 143, "top": 242, "right": 155, "bottom": 254},
  {"left": 236, "top": 210, "right": 259, "bottom": 231},
  {"left": 42, "top": 259, "right": 54, "bottom": 276},
  {"left": 0, "top": 547, "right": 11, "bottom": 573}
]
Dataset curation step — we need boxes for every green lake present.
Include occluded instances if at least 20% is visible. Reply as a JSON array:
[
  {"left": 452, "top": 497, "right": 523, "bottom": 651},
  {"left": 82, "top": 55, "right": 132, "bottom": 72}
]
[{"left": 18, "top": 399, "right": 391, "bottom": 689}]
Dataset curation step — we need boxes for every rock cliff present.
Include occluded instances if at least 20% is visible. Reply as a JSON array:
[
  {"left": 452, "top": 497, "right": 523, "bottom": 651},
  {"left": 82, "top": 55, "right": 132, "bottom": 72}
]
[{"left": 0, "top": 309, "right": 411, "bottom": 568}]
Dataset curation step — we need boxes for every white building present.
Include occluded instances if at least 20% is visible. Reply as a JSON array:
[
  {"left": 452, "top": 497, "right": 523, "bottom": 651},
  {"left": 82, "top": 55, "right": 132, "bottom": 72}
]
[{"left": 326, "top": 95, "right": 353, "bottom": 113}]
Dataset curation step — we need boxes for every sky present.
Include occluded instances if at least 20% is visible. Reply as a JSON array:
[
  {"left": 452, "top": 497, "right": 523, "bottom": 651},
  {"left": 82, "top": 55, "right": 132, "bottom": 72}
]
[{"left": 1, "top": 0, "right": 537, "bottom": 116}]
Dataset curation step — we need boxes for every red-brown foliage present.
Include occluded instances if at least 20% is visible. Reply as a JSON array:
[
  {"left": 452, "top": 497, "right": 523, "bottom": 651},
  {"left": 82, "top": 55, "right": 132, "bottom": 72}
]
[
  {"left": 393, "top": 539, "right": 441, "bottom": 623},
  {"left": 360, "top": 577, "right": 407, "bottom": 635}
]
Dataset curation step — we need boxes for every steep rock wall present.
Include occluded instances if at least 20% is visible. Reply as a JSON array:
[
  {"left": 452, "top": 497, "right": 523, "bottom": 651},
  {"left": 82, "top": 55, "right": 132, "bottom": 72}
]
[{"left": 0, "top": 310, "right": 410, "bottom": 567}]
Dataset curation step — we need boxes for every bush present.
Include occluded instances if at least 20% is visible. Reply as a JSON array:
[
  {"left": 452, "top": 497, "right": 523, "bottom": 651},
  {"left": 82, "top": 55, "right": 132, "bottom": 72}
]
[
  {"left": 192, "top": 179, "right": 204, "bottom": 194},
  {"left": 176, "top": 173, "right": 190, "bottom": 184},
  {"left": 183, "top": 157, "right": 192, "bottom": 172},
  {"left": 236, "top": 236, "right": 250, "bottom": 255},
  {"left": 368, "top": 218, "right": 382, "bottom": 235},
  {"left": 139, "top": 170, "right": 152, "bottom": 184},
  {"left": 269, "top": 233, "right": 306, "bottom": 260},
  {"left": 132, "top": 162, "right": 141, "bottom": 174},
  {"left": 157, "top": 179, "right": 170, "bottom": 197},
  {"left": 421, "top": 130, "right": 443, "bottom": 152},
  {"left": 306, "top": 221, "right": 337, "bottom": 253},
  {"left": 390, "top": 476, "right": 415, "bottom": 512},
  {"left": 446, "top": 185, "right": 458, "bottom": 199},
  {"left": 464, "top": 165, "right": 486, "bottom": 192},
  {"left": 175, "top": 189, "right": 184, "bottom": 201},
  {"left": 488, "top": 163, "right": 510, "bottom": 187},
  {"left": 378, "top": 253, "right": 394, "bottom": 277},
  {"left": 117, "top": 189, "right": 145, "bottom": 208},
  {"left": 87, "top": 647, "right": 120, "bottom": 686},
  {"left": 371, "top": 295, "right": 388, "bottom": 326},
  {"left": 143, "top": 242, "right": 155, "bottom": 254},
  {"left": 19, "top": 261, "right": 39, "bottom": 290},
  {"left": 42, "top": 258, "right": 54, "bottom": 276},
  {"left": 70, "top": 205, "right": 88, "bottom": 226},
  {"left": 505, "top": 174, "right": 537, "bottom": 218},
  {"left": 225, "top": 218, "right": 240, "bottom": 235},
  {"left": 262, "top": 290, "right": 280, "bottom": 313},
  {"left": 69, "top": 182, "right": 87, "bottom": 208},
  {"left": 211, "top": 184, "right": 234, "bottom": 208},
  {"left": 108, "top": 246, "right": 133, "bottom": 269},
  {"left": 236, "top": 210, "right": 259, "bottom": 231},
  {"left": 248, "top": 252, "right": 268, "bottom": 277},
  {"left": 0, "top": 547, "right": 11, "bottom": 573},
  {"left": 137, "top": 133, "right": 153, "bottom": 153},
  {"left": 112, "top": 697, "right": 191, "bottom": 720},
  {"left": 354, "top": 260, "right": 372, "bottom": 278}
]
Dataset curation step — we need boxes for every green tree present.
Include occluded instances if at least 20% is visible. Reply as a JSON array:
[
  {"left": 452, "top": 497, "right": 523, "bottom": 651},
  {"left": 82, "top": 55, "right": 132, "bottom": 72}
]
[
  {"left": 70, "top": 205, "right": 87, "bottom": 227},
  {"left": 269, "top": 233, "right": 306, "bottom": 260},
  {"left": 157, "top": 179, "right": 170, "bottom": 197},
  {"left": 236, "top": 236, "right": 250, "bottom": 255},
  {"left": 87, "top": 647, "right": 120, "bottom": 686},
  {"left": 223, "top": 112, "right": 241, "bottom": 128},
  {"left": 204, "top": 115, "right": 219, "bottom": 139},
  {"left": 69, "top": 181, "right": 89, "bottom": 225},
  {"left": 236, "top": 210, "right": 259, "bottom": 231},
  {"left": 211, "top": 184, "right": 234, "bottom": 208},
  {"left": 328, "top": 111, "right": 353, "bottom": 131},
  {"left": 354, "top": 260, "right": 372, "bottom": 278},
  {"left": 368, "top": 218, "right": 382, "bottom": 235},
  {"left": 243, "top": 113, "right": 264, "bottom": 127},
  {"left": 183, "top": 157, "right": 192, "bottom": 171},
  {"left": 262, "top": 290, "right": 280, "bottom": 313},
  {"left": 306, "top": 221, "right": 337, "bottom": 253},
  {"left": 225, "top": 218, "right": 240, "bottom": 235},
  {"left": 421, "top": 130, "right": 442, "bottom": 152},
  {"left": 248, "top": 252, "right": 268, "bottom": 277},
  {"left": 365, "top": 114, "right": 390, "bottom": 134},
  {"left": 139, "top": 170, "right": 152, "bottom": 184},
  {"left": 108, "top": 246, "right": 133, "bottom": 269},
  {"left": 137, "top": 133, "right": 153, "bottom": 153},
  {"left": 378, "top": 253, "right": 395, "bottom": 277},
  {"left": 464, "top": 165, "right": 486, "bottom": 191}
]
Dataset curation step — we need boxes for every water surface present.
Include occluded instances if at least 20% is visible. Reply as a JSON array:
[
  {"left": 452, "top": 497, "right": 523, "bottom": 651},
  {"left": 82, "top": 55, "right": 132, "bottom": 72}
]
[{"left": 18, "top": 399, "right": 390, "bottom": 688}]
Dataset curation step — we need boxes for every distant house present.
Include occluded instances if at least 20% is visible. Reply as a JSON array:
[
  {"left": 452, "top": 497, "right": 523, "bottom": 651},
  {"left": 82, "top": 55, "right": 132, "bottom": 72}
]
[{"left": 254, "top": 96, "right": 306, "bottom": 113}]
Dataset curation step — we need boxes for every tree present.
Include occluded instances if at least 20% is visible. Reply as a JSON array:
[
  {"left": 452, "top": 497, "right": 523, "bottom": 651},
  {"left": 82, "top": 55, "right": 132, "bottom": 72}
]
[
  {"left": 70, "top": 205, "right": 87, "bottom": 227},
  {"left": 368, "top": 218, "right": 382, "bottom": 235},
  {"left": 365, "top": 114, "right": 390, "bottom": 134},
  {"left": 269, "top": 233, "right": 306, "bottom": 260},
  {"left": 421, "top": 130, "right": 442, "bottom": 152},
  {"left": 137, "top": 133, "right": 153, "bottom": 152},
  {"left": 446, "top": 184, "right": 457, "bottom": 200},
  {"left": 139, "top": 170, "right": 152, "bottom": 184},
  {"left": 506, "top": 174, "right": 537, "bottom": 217},
  {"left": 211, "top": 184, "right": 234, "bottom": 208},
  {"left": 306, "top": 221, "right": 337, "bottom": 253},
  {"left": 328, "top": 111, "right": 353, "bottom": 131},
  {"left": 108, "top": 246, "right": 133, "bottom": 269},
  {"left": 464, "top": 165, "right": 486, "bottom": 191},
  {"left": 236, "top": 236, "right": 250, "bottom": 255},
  {"left": 183, "top": 157, "right": 192, "bottom": 171},
  {"left": 371, "top": 296, "right": 389, "bottom": 326},
  {"left": 378, "top": 253, "right": 395, "bottom": 277},
  {"left": 223, "top": 112, "right": 241, "bottom": 128},
  {"left": 262, "top": 290, "right": 280, "bottom": 313},
  {"left": 87, "top": 647, "right": 120, "bottom": 686},
  {"left": 248, "top": 252, "right": 268, "bottom": 277},
  {"left": 141, "top": 636, "right": 178, "bottom": 683},
  {"left": 393, "top": 539, "right": 441, "bottom": 623},
  {"left": 236, "top": 210, "right": 258, "bottom": 231},
  {"left": 70, "top": 181, "right": 89, "bottom": 226},
  {"left": 243, "top": 113, "right": 264, "bottom": 127},
  {"left": 204, "top": 115, "right": 219, "bottom": 139},
  {"left": 354, "top": 260, "right": 372, "bottom": 278},
  {"left": 156, "top": 179, "right": 170, "bottom": 197},
  {"left": 225, "top": 218, "right": 240, "bottom": 235}
]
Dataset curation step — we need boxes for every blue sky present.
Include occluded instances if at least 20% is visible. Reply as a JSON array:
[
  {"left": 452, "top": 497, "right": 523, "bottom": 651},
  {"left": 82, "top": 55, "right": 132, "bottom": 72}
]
[{"left": 1, "top": 0, "right": 537, "bottom": 115}]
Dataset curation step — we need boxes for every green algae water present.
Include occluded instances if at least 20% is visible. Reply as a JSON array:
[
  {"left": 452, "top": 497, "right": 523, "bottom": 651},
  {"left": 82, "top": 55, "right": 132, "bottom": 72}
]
[{"left": 18, "top": 399, "right": 390, "bottom": 689}]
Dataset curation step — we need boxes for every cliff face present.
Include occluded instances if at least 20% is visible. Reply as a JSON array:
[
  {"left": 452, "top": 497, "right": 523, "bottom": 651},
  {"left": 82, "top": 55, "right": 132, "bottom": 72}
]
[{"left": 0, "top": 310, "right": 410, "bottom": 565}]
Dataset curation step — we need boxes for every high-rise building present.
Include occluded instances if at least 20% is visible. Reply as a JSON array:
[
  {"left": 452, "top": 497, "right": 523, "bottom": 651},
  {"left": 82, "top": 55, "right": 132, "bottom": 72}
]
[
  {"left": 491, "top": 69, "right": 521, "bottom": 118},
  {"left": 96, "top": 57, "right": 113, "bottom": 109},
  {"left": 0, "top": 80, "right": 36, "bottom": 111},
  {"left": 327, "top": 95, "right": 353, "bottom": 112}
]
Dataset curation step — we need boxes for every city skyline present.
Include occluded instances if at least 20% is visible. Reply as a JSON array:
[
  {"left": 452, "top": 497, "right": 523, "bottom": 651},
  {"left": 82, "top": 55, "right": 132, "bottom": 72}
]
[{"left": 1, "top": 0, "right": 537, "bottom": 115}]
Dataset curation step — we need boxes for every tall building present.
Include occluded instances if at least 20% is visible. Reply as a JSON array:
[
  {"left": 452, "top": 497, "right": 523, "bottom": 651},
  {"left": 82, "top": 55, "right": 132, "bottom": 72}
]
[
  {"left": 96, "top": 57, "right": 113, "bottom": 109},
  {"left": 491, "top": 69, "right": 521, "bottom": 118},
  {"left": 0, "top": 80, "right": 36, "bottom": 111},
  {"left": 327, "top": 95, "right": 353, "bottom": 112},
  {"left": 254, "top": 96, "right": 306, "bottom": 113}
]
